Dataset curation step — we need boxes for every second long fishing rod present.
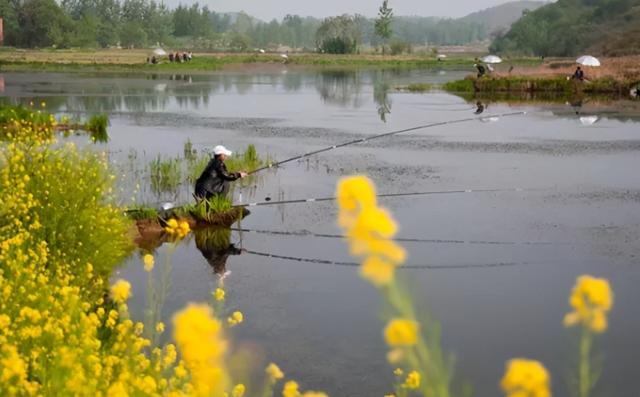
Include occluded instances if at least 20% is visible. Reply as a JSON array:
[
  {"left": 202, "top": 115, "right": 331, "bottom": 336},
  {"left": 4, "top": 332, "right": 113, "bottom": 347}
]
[
  {"left": 248, "top": 111, "right": 527, "bottom": 175},
  {"left": 233, "top": 187, "right": 538, "bottom": 208}
]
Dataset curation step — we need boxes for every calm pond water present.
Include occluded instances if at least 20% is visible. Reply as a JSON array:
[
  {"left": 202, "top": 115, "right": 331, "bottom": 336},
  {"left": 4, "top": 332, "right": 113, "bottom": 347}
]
[{"left": 2, "top": 68, "right": 640, "bottom": 396}]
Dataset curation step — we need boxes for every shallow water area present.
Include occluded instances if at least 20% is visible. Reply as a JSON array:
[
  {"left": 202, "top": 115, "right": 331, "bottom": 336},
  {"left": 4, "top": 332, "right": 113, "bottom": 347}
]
[{"left": 2, "top": 67, "right": 640, "bottom": 396}]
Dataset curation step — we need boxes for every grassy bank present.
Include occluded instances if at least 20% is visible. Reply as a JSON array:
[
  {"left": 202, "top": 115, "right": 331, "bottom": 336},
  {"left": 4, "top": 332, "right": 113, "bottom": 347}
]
[
  {"left": 0, "top": 48, "right": 541, "bottom": 72},
  {"left": 442, "top": 75, "right": 640, "bottom": 95}
]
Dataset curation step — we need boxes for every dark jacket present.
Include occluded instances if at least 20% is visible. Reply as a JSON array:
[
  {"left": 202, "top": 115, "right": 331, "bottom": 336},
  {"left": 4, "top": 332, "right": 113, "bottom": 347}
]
[{"left": 195, "top": 156, "right": 240, "bottom": 197}]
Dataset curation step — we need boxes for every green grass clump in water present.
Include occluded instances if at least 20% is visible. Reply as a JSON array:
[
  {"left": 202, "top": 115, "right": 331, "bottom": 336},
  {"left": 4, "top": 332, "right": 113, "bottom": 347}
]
[
  {"left": 125, "top": 205, "right": 159, "bottom": 220},
  {"left": 405, "top": 83, "right": 433, "bottom": 92},
  {"left": 442, "top": 78, "right": 475, "bottom": 92},
  {"left": 85, "top": 114, "right": 109, "bottom": 143},
  {"left": 149, "top": 155, "right": 182, "bottom": 194},
  {"left": 178, "top": 196, "right": 233, "bottom": 221}
]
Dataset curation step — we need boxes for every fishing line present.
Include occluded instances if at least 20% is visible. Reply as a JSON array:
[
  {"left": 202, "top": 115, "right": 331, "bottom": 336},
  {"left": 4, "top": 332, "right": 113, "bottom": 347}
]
[
  {"left": 231, "top": 227, "right": 572, "bottom": 246},
  {"left": 248, "top": 111, "right": 527, "bottom": 175},
  {"left": 244, "top": 249, "right": 531, "bottom": 270},
  {"left": 233, "top": 187, "right": 536, "bottom": 208}
]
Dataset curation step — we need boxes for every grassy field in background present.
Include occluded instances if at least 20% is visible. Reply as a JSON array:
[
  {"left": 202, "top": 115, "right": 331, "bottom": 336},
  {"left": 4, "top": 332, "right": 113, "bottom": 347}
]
[{"left": 0, "top": 48, "right": 543, "bottom": 72}]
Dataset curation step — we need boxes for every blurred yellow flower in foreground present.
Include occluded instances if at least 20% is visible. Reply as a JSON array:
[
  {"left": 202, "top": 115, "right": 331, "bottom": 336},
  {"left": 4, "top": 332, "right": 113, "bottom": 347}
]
[
  {"left": 232, "top": 383, "right": 246, "bottom": 397},
  {"left": 110, "top": 279, "right": 131, "bottom": 304},
  {"left": 173, "top": 304, "right": 229, "bottom": 396},
  {"left": 384, "top": 319, "right": 419, "bottom": 347},
  {"left": 143, "top": 253, "right": 154, "bottom": 271},
  {"left": 403, "top": 370, "right": 421, "bottom": 389},
  {"left": 283, "top": 380, "right": 300, "bottom": 397},
  {"left": 228, "top": 311, "right": 244, "bottom": 326},
  {"left": 336, "top": 176, "right": 405, "bottom": 287},
  {"left": 266, "top": 362, "right": 285, "bottom": 380},
  {"left": 214, "top": 288, "right": 226, "bottom": 301},
  {"left": 165, "top": 218, "right": 191, "bottom": 239},
  {"left": 563, "top": 275, "right": 613, "bottom": 333},
  {"left": 500, "top": 358, "right": 550, "bottom": 397}
]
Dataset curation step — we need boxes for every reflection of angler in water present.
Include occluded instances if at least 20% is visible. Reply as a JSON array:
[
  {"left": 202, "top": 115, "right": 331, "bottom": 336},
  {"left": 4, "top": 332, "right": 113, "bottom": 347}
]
[
  {"left": 195, "top": 228, "right": 245, "bottom": 278},
  {"left": 569, "top": 97, "right": 583, "bottom": 115},
  {"left": 474, "top": 101, "right": 485, "bottom": 114}
]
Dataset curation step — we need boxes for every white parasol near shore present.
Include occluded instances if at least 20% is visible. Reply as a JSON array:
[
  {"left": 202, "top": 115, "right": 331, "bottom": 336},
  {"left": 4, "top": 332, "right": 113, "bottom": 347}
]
[
  {"left": 151, "top": 48, "right": 167, "bottom": 57},
  {"left": 482, "top": 55, "right": 503, "bottom": 64},
  {"left": 576, "top": 55, "right": 601, "bottom": 67}
]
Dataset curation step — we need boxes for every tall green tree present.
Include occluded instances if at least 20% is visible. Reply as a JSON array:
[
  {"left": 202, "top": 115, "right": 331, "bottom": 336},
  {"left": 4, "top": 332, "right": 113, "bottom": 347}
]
[
  {"left": 374, "top": 0, "right": 393, "bottom": 54},
  {"left": 316, "top": 14, "right": 361, "bottom": 54}
]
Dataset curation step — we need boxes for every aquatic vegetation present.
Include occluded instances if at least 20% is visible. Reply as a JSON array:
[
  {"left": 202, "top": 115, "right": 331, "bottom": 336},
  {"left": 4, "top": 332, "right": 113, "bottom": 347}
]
[
  {"left": 85, "top": 114, "right": 110, "bottom": 143},
  {"left": 125, "top": 204, "right": 160, "bottom": 221},
  {"left": 149, "top": 154, "right": 183, "bottom": 194},
  {"left": 405, "top": 83, "right": 433, "bottom": 92}
]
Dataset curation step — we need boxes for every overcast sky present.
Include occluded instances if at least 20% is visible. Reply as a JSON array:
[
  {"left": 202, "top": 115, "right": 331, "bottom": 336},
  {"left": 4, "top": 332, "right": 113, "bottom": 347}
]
[{"left": 164, "top": 0, "right": 519, "bottom": 21}]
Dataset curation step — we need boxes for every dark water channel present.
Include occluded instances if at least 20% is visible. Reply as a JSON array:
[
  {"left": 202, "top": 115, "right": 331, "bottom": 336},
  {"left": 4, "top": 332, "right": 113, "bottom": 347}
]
[{"left": 2, "top": 68, "right": 640, "bottom": 396}]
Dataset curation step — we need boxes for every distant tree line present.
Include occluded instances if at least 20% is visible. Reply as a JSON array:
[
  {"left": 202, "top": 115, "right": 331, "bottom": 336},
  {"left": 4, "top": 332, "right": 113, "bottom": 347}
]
[
  {"left": 0, "top": 0, "right": 489, "bottom": 50},
  {"left": 490, "top": 0, "right": 640, "bottom": 56}
]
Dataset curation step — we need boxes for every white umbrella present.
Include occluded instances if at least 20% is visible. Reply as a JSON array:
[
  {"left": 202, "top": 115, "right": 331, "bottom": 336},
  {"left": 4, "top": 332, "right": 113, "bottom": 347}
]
[
  {"left": 579, "top": 115, "right": 599, "bottom": 126},
  {"left": 259, "top": 49, "right": 266, "bottom": 53},
  {"left": 482, "top": 55, "right": 502, "bottom": 64},
  {"left": 576, "top": 55, "right": 600, "bottom": 67},
  {"left": 152, "top": 48, "right": 167, "bottom": 57},
  {"left": 436, "top": 54, "right": 447, "bottom": 59},
  {"left": 280, "top": 53, "right": 289, "bottom": 59}
]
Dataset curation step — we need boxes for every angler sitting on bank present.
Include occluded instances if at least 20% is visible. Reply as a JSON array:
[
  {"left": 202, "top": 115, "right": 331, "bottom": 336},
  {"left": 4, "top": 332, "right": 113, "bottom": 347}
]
[{"left": 195, "top": 145, "right": 247, "bottom": 201}]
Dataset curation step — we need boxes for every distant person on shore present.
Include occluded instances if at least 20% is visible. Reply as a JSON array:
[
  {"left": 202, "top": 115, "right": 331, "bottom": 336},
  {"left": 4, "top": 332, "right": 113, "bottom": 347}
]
[
  {"left": 475, "top": 63, "right": 486, "bottom": 78},
  {"left": 151, "top": 56, "right": 157, "bottom": 64},
  {"left": 182, "top": 53, "right": 188, "bottom": 62},
  {"left": 188, "top": 52, "right": 193, "bottom": 61},
  {"left": 195, "top": 145, "right": 248, "bottom": 201},
  {"left": 168, "top": 53, "right": 174, "bottom": 62},
  {"left": 572, "top": 66, "right": 585, "bottom": 82}
]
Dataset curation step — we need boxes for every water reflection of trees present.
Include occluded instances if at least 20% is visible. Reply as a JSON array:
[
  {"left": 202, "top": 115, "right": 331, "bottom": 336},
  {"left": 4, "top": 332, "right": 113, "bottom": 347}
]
[
  {"left": 372, "top": 70, "right": 392, "bottom": 122},
  {"left": 314, "top": 70, "right": 363, "bottom": 107},
  {"left": 6, "top": 71, "right": 403, "bottom": 121}
]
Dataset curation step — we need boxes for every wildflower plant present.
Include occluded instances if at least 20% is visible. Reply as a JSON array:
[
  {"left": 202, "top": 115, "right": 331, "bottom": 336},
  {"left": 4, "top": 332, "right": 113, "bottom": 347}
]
[
  {"left": 336, "top": 175, "right": 454, "bottom": 397},
  {"left": 564, "top": 275, "right": 613, "bottom": 397}
]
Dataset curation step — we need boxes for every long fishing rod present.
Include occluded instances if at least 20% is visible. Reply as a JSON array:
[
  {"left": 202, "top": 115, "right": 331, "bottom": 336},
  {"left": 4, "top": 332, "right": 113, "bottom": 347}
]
[
  {"left": 248, "top": 111, "right": 527, "bottom": 175},
  {"left": 233, "top": 187, "right": 535, "bottom": 208}
]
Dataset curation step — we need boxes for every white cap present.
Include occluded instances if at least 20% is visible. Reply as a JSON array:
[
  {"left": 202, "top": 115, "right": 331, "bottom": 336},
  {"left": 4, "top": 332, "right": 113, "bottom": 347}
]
[{"left": 213, "top": 145, "right": 232, "bottom": 156}]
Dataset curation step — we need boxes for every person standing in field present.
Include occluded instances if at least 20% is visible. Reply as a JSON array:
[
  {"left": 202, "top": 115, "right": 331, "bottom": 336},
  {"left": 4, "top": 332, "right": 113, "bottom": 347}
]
[{"left": 195, "top": 145, "right": 247, "bottom": 201}]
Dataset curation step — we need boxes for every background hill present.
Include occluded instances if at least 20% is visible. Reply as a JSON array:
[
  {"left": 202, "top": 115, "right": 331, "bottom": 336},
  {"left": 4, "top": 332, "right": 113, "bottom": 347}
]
[
  {"left": 490, "top": 0, "right": 640, "bottom": 56},
  {"left": 460, "top": 1, "right": 546, "bottom": 34}
]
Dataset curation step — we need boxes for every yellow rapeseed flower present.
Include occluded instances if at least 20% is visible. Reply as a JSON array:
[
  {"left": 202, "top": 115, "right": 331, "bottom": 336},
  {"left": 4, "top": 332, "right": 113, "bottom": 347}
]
[
  {"left": 500, "top": 358, "right": 550, "bottom": 397},
  {"left": 228, "top": 311, "right": 244, "bottom": 326},
  {"left": 384, "top": 319, "right": 419, "bottom": 347},
  {"left": 232, "top": 383, "right": 246, "bottom": 397},
  {"left": 156, "top": 322, "right": 165, "bottom": 333},
  {"left": 563, "top": 275, "right": 613, "bottom": 333},
  {"left": 214, "top": 288, "right": 226, "bottom": 301},
  {"left": 173, "top": 303, "right": 229, "bottom": 396},
  {"left": 283, "top": 380, "right": 300, "bottom": 397},
  {"left": 143, "top": 254, "right": 155, "bottom": 272},
  {"left": 403, "top": 371, "right": 421, "bottom": 390},
  {"left": 110, "top": 279, "right": 131, "bottom": 304},
  {"left": 266, "top": 362, "right": 285, "bottom": 380},
  {"left": 360, "top": 256, "right": 395, "bottom": 286}
]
